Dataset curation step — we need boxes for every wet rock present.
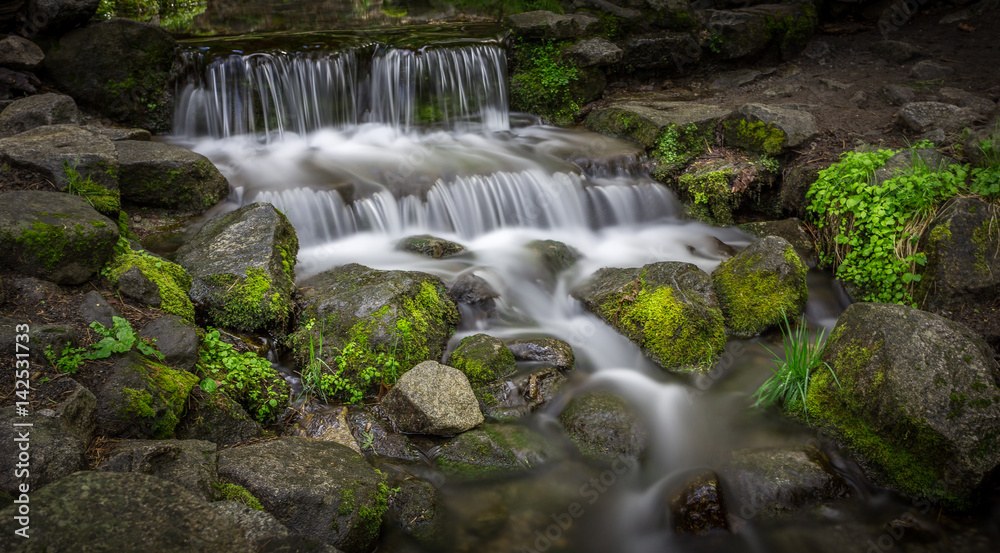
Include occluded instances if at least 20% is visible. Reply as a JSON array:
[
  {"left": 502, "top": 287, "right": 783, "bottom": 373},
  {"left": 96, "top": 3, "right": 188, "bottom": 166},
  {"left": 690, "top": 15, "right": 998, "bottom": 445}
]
[
  {"left": 0, "top": 93, "right": 79, "bottom": 137},
  {"left": 569, "top": 65, "right": 607, "bottom": 105},
  {"left": 723, "top": 103, "right": 818, "bottom": 154},
  {"left": 36, "top": 376, "right": 96, "bottom": 443},
  {"left": 382, "top": 360, "right": 483, "bottom": 436},
  {"left": 668, "top": 471, "right": 730, "bottom": 535},
  {"left": 571, "top": 262, "right": 726, "bottom": 372},
  {"left": 78, "top": 290, "right": 119, "bottom": 329},
  {"left": 387, "top": 479, "right": 448, "bottom": 547},
  {"left": 0, "top": 125, "right": 119, "bottom": 214},
  {"left": 95, "top": 352, "right": 199, "bottom": 439},
  {"left": 97, "top": 439, "right": 219, "bottom": 501},
  {"left": 870, "top": 40, "right": 926, "bottom": 63},
  {"left": 25, "top": 0, "right": 100, "bottom": 34},
  {"left": 622, "top": 32, "right": 696, "bottom": 71},
  {"left": 883, "top": 83, "right": 917, "bottom": 106},
  {"left": 505, "top": 10, "right": 598, "bottom": 39},
  {"left": 435, "top": 423, "right": 562, "bottom": 478},
  {"left": 476, "top": 366, "right": 567, "bottom": 422},
  {"left": 175, "top": 202, "right": 298, "bottom": 333},
  {"left": 45, "top": 19, "right": 178, "bottom": 133},
  {"left": 397, "top": 234, "right": 465, "bottom": 258},
  {"left": 346, "top": 406, "right": 422, "bottom": 461},
  {"left": 212, "top": 500, "right": 292, "bottom": 546},
  {"left": 711, "top": 235, "right": 808, "bottom": 337},
  {"left": 139, "top": 315, "right": 199, "bottom": 370},
  {"left": 116, "top": 140, "right": 230, "bottom": 212},
  {"left": 174, "top": 387, "right": 264, "bottom": 446},
  {"left": 289, "top": 406, "right": 360, "bottom": 454},
  {"left": 726, "top": 447, "right": 851, "bottom": 515},
  {"left": 526, "top": 239, "right": 582, "bottom": 276},
  {"left": 0, "top": 190, "right": 119, "bottom": 284},
  {"left": 450, "top": 273, "right": 499, "bottom": 312},
  {"left": 558, "top": 391, "right": 648, "bottom": 462},
  {"left": 217, "top": 436, "right": 386, "bottom": 553},
  {"left": 0, "top": 408, "right": 87, "bottom": 495},
  {"left": 896, "top": 102, "right": 981, "bottom": 132},
  {"left": 0, "top": 472, "right": 252, "bottom": 552},
  {"left": 585, "top": 100, "right": 730, "bottom": 149},
  {"left": 806, "top": 303, "right": 1000, "bottom": 508},
  {"left": 504, "top": 337, "right": 575, "bottom": 371},
  {"left": 84, "top": 125, "right": 152, "bottom": 142},
  {"left": 0, "top": 35, "right": 44, "bottom": 70},
  {"left": 565, "top": 37, "right": 623, "bottom": 67},
  {"left": 446, "top": 334, "right": 517, "bottom": 386},
  {"left": 908, "top": 60, "right": 954, "bottom": 81},
  {"left": 671, "top": 154, "right": 778, "bottom": 225},
  {"left": 737, "top": 218, "right": 816, "bottom": 266}
]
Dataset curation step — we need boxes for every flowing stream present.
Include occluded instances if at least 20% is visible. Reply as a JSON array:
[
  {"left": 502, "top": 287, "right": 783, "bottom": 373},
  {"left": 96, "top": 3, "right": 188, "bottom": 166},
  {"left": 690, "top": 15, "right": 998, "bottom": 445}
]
[{"left": 165, "top": 35, "right": 939, "bottom": 553}]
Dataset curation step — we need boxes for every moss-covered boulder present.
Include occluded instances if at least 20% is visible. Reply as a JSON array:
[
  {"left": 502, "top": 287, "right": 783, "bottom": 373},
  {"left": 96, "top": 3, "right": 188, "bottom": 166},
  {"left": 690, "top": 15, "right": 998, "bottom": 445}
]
[
  {"left": 446, "top": 334, "right": 517, "bottom": 386},
  {"left": 386, "top": 478, "right": 448, "bottom": 548},
  {"left": 288, "top": 263, "right": 459, "bottom": 401},
  {"left": 672, "top": 154, "right": 780, "bottom": 225},
  {"left": 0, "top": 93, "right": 79, "bottom": 137},
  {"left": 105, "top": 245, "right": 196, "bottom": 321},
  {"left": 97, "top": 439, "right": 219, "bottom": 501},
  {"left": 116, "top": 140, "right": 230, "bottom": 212},
  {"left": 175, "top": 202, "right": 298, "bottom": 333},
  {"left": 96, "top": 352, "right": 199, "bottom": 439},
  {"left": 571, "top": 261, "right": 726, "bottom": 372},
  {"left": 0, "top": 190, "right": 118, "bottom": 285},
  {"left": 435, "top": 423, "right": 564, "bottom": 479},
  {"left": 0, "top": 408, "right": 87, "bottom": 496},
  {"left": 174, "top": 387, "right": 264, "bottom": 446},
  {"left": 382, "top": 360, "right": 483, "bottom": 435},
  {"left": 397, "top": 234, "right": 465, "bottom": 258},
  {"left": 703, "top": 3, "right": 817, "bottom": 61},
  {"left": 722, "top": 103, "right": 818, "bottom": 155},
  {"left": 45, "top": 19, "right": 177, "bottom": 133},
  {"left": 725, "top": 446, "right": 851, "bottom": 517},
  {"left": 217, "top": 437, "right": 388, "bottom": 553},
  {"left": 711, "top": 235, "right": 808, "bottom": 337},
  {"left": 526, "top": 238, "right": 581, "bottom": 275},
  {"left": 558, "top": 391, "right": 648, "bottom": 463},
  {"left": 0, "top": 125, "right": 120, "bottom": 215},
  {"left": 805, "top": 303, "right": 1000, "bottom": 508}
]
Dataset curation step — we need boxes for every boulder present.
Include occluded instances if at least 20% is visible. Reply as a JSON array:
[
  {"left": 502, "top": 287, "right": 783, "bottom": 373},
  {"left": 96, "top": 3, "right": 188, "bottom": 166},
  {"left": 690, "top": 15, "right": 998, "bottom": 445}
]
[
  {"left": 104, "top": 245, "right": 196, "bottom": 321},
  {"left": 450, "top": 273, "right": 499, "bottom": 313},
  {"left": 78, "top": 290, "right": 120, "bottom": 329},
  {"left": 175, "top": 202, "right": 298, "bottom": 332},
  {"left": 558, "top": 391, "right": 648, "bottom": 462},
  {"left": 0, "top": 35, "right": 44, "bottom": 70},
  {"left": 0, "top": 472, "right": 252, "bottom": 552},
  {"left": 212, "top": 500, "right": 292, "bottom": 547},
  {"left": 805, "top": 303, "right": 1000, "bottom": 508},
  {"left": 116, "top": 140, "right": 230, "bottom": 211},
  {"left": 95, "top": 352, "right": 199, "bottom": 439},
  {"left": 565, "top": 37, "right": 623, "bottom": 67},
  {"left": 217, "top": 437, "right": 387, "bottom": 553},
  {"left": 672, "top": 154, "right": 779, "bottom": 225},
  {"left": 25, "top": 0, "right": 100, "bottom": 34},
  {"left": 0, "top": 93, "right": 78, "bottom": 137},
  {"left": 723, "top": 103, "right": 818, "bottom": 155},
  {"left": 174, "top": 388, "right": 264, "bottom": 446},
  {"left": 703, "top": 4, "right": 817, "bottom": 60},
  {"left": 85, "top": 125, "right": 152, "bottom": 142},
  {"left": 571, "top": 262, "right": 726, "bottom": 372},
  {"left": 504, "top": 337, "right": 575, "bottom": 371},
  {"left": 139, "top": 315, "right": 200, "bottom": 370},
  {"left": 435, "top": 423, "right": 563, "bottom": 478},
  {"left": 446, "top": 334, "right": 517, "bottom": 386},
  {"left": 44, "top": 19, "right": 177, "bottom": 132},
  {"left": 883, "top": 83, "right": 917, "bottom": 106},
  {"left": 622, "top": 32, "right": 696, "bottom": 71},
  {"left": 667, "top": 471, "right": 730, "bottom": 535},
  {"left": 505, "top": 10, "right": 599, "bottom": 39},
  {"left": 0, "top": 190, "right": 118, "bottom": 285},
  {"left": 0, "top": 125, "right": 119, "bottom": 214},
  {"left": 725, "top": 446, "right": 851, "bottom": 515},
  {"left": 896, "top": 102, "right": 981, "bottom": 133},
  {"left": 526, "top": 239, "right": 581, "bottom": 276},
  {"left": 386, "top": 479, "right": 447, "bottom": 548},
  {"left": 396, "top": 234, "right": 465, "bottom": 258},
  {"left": 0, "top": 408, "right": 87, "bottom": 495},
  {"left": 873, "top": 148, "right": 959, "bottom": 187},
  {"left": 97, "top": 439, "right": 219, "bottom": 501},
  {"left": 476, "top": 366, "right": 567, "bottom": 422},
  {"left": 346, "top": 406, "right": 422, "bottom": 461},
  {"left": 34, "top": 376, "right": 97, "bottom": 443},
  {"left": 289, "top": 406, "right": 360, "bottom": 454},
  {"left": 711, "top": 235, "right": 808, "bottom": 337},
  {"left": 382, "top": 360, "right": 483, "bottom": 435}
]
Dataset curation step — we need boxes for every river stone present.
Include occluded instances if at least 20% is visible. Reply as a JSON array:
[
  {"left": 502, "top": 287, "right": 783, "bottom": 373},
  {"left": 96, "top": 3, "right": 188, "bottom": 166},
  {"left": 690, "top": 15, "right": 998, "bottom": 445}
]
[
  {"left": 0, "top": 35, "right": 44, "bottom": 69},
  {"left": 78, "top": 290, "right": 119, "bottom": 328},
  {"left": 571, "top": 261, "right": 726, "bottom": 372},
  {"left": 382, "top": 360, "right": 483, "bottom": 435},
  {"left": 0, "top": 407, "right": 87, "bottom": 496},
  {"left": 711, "top": 235, "right": 808, "bottom": 337},
  {"left": 95, "top": 352, "right": 199, "bottom": 439},
  {"left": 212, "top": 500, "right": 293, "bottom": 546},
  {"left": 45, "top": 18, "right": 177, "bottom": 133},
  {"left": 0, "top": 93, "right": 79, "bottom": 137},
  {"left": 0, "top": 190, "right": 119, "bottom": 285},
  {"left": 725, "top": 446, "right": 851, "bottom": 516},
  {"left": 446, "top": 334, "right": 517, "bottom": 386},
  {"left": 526, "top": 239, "right": 581, "bottom": 276},
  {"left": 585, "top": 100, "right": 730, "bottom": 156},
  {"left": 667, "top": 471, "right": 730, "bottom": 535},
  {"left": 175, "top": 202, "right": 298, "bottom": 333},
  {"left": 0, "top": 471, "right": 252, "bottom": 552},
  {"left": 116, "top": 140, "right": 230, "bottom": 212},
  {"left": 566, "top": 37, "right": 623, "bottom": 67},
  {"left": 505, "top": 10, "right": 598, "bottom": 39},
  {"left": 346, "top": 406, "right": 422, "bottom": 461},
  {"left": 504, "top": 337, "right": 575, "bottom": 371},
  {"left": 917, "top": 198, "right": 1000, "bottom": 311},
  {"left": 139, "top": 315, "right": 199, "bottom": 370},
  {"left": 217, "top": 436, "right": 386, "bottom": 553},
  {"left": 397, "top": 234, "right": 465, "bottom": 258},
  {"left": 476, "top": 366, "right": 567, "bottom": 422},
  {"left": 174, "top": 388, "right": 264, "bottom": 446},
  {"left": 97, "top": 439, "right": 218, "bottom": 501},
  {"left": 558, "top": 391, "right": 648, "bottom": 462},
  {"left": 435, "top": 423, "right": 563, "bottom": 479},
  {"left": 723, "top": 103, "right": 818, "bottom": 155},
  {"left": 909, "top": 60, "right": 954, "bottom": 81},
  {"left": 450, "top": 273, "right": 499, "bottom": 312},
  {"left": 896, "top": 102, "right": 981, "bottom": 132},
  {"left": 35, "top": 376, "right": 97, "bottom": 443},
  {"left": 805, "top": 303, "right": 1000, "bottom": 508},
  {"left": 386, "top": 479, "right": 447, "bottom": 548},
  {"left": 0, "top": 125, "right": 119, "bottom": 214},
  {"left": 289, "top": 406, "right": 361, "bottom": 454}
]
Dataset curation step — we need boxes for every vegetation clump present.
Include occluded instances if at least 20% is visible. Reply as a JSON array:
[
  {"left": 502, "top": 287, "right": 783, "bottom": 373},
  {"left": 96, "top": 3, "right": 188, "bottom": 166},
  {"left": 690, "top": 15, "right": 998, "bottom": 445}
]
[
  {"left": 197, "top": 328, "right": 289, "bottom": 423},
  {"left": 62, "top": 162, "right": 120, "bottom": 217},
  {"left": 46, "top": 316, "right": 163, "bottom": 373},
  {"left": 509, "top": 39, "right": 579, "bottom": 124},
  {"left": 103, "top": 237, "right": 196, "bottom": 321},
  {"left": 752, "top": 312, "right": 838, "bottom": 416}
]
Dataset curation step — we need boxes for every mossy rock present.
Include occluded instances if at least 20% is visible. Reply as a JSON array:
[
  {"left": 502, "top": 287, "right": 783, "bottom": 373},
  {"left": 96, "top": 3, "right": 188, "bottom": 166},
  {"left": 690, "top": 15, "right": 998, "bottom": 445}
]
[
  {"left": 805, "top": 303, "right": 1000, "bottom": 509},
  {"left": 711, "top": 235, "right": 808, "bottom": 337},
  {"left": 386, "top": 479, "right": 449, "bottom": 548},
  {"left": 526, "top": 239, "right": 581, "bottom": 276},
  {"left": 175, "top": 202, "right": 299, "bottom": 333},
  {"left": 446, "top": 334, "right": 517, "bottom": 386},
  {"left": 288, "top": 264, "right": 459, "bottom": 401},
  {"left": 738, "top": 218, "right": 816, "bottom": 266},
  {"left": 571, "top": 261, "right": 726, "bottom": 372},
  {"left": 558, "top": 391, "right": 648, "bottom": 463},
  {"left": 396, "top": 234, "right": 465, "bottom": 259},
  {"left": 435, "top": 423, "right": 563, "bottom": 480},
  {"left": 722, "top": 103, "right": 818, "bottom": 155},
  {"left": 0, "top": 190, "right": 119, "bottom": 285},
  {"left": 584, "top": 101, "right": 729, "bottom": 150},
  {"left": 174, "top": 387, "right": 264, "bottom": 446},
  {"left": 674, "top": 157, "right": 739, "bottom": 225},
  {"left": 476, "top": 366, "right": 567, "bottom": 422},
  {"left": 703, "top": 3, "right": 817, "bottom": 61},
  {"left": 96, "top": 352, "right": 199, "bottom": 439},
  {"left": 115, "top": 140, "right": 230, "bottom": 212},
  {"left": 105, "top": 244, "right": 196, "bottom": 321}
]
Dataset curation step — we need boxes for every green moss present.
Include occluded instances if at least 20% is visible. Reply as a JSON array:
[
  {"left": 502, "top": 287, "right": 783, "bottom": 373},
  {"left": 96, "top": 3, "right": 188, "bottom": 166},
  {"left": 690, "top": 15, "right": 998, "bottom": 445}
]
[
  {"left": 357, "top": 480, "right": 390, "bottom": 545},
  {"left": 62, "top": 163, "right": 120, "bottom": 216},
  {"left": 17, "top": 221, "right": 69, "bottom": 271},
  {"left": 339, "top": 488, "right": 357, "bottom": 516},
  {"left": 713, "top": 248, "right": 808, "bottom": 336},
  {"left": 509, "top": 39, "right": 580, "bottom": 124},
  {"left": 120, "top": 387, "right": 155, "bottom": 419},
  {"left": 447, "top": 335, "right": 516, "bottom": 386},
  {"left": 117, "top": 358, "right": 198, "bottom": 438},
  {"left": 208, "top": 268, "right": 289, "bottom": 332},
  {"left": 651, "top": 123, "right": 714, "bottom": 180},
  {"left": 213, "top": 482, "right": 264, "bottom": 511},
  {"left": 971, "top": 218, "right": 998, "bottom": 276},
  {"left": 105, "top": 244, "right": 195, "bottom": 321},
  {"left": 723, "top": 119, "right": 787, "bottom": 156},
  {"left": 678, "top": 168, "right": 735, "bottom": 225}
]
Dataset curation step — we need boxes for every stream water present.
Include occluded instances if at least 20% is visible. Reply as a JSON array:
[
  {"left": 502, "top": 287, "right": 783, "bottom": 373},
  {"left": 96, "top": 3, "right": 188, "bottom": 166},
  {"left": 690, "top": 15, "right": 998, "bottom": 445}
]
[{"left": 163, "top": 31, "right": 989, "bottom": 553}]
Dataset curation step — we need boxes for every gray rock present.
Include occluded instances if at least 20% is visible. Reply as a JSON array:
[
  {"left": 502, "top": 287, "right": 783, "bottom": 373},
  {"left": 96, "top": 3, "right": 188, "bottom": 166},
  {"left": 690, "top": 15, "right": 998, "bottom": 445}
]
[
  {"left": 78, "top": 290, "right": 119, "bottom": 328},
  {"left": 565, "top": 37, "right": 623, "bottom": 67},
  {"left": 897, "top": 101, "right": 981, "bottom": 132},
  {"left": 97, "top": 439, "right": 219, "bottom": 501},
  {"left": 883, "top": 83, "right": 917, "bottom": 106},
  {"left": 763, "top": 82, "right": 802, "bottom": 98},
  {"left": 870, "top": 40, "right": 926, "bottom": 63},
  {"left": 117, "top": 265, "right": 162, "bottom": 306},
  {"left": 346, "top": 406, "right": 423, "bottom": 461},
  {"left": 41, "top": 376, "right": 97, "bottom": 443},
  {"left": 0, "top": 472, "right": 252, "bottom": 552},
  {"left": 0, "top": 408, "right": 87, "bottom": 495},
  {"left": 84, "top": 125, "right": 152, "bottom": 141},
  {"left": 526, "top": 239, "right": 581, "bottom": 276},
  {"left": 217, "top": 436, "right": 386, "bottom": 553},
  {"left": 175, "top": 388, "right": 264, "bottom": 446},
  {"left": 387, "top": 479, "right": 447, "bottom": 548},
  {"left": 450, "top": 273, "right": 499, "bottom": 312},
  {"left": 723, "top": 103, "right": 818, "bottom": 154},
  {"left": 0, "top": 35, "right": 44, "bottom": 70},
  {"left": 558, "top": 391, "right": 648, "bottom": 462},
  {"left": 0, "top": 93, "right": 79, "bottom": 138},
  {"left": 909, "top": 60, "right": 954, "bottom": 81},
  {"left": 288, "top": 406, "right": 360, "bottom": 454},
  {"left": 26, "top": 0, "right": 100, "bottom": 34},
  {"left": 622, "top": 32, "right": 696, "bottom": 70},
  {"left": 382, "top": 360, "right": 484, "bottom": 436},
  {"left": 0, "top": 67, "right": 39, "bottom": 98},
  {"left": 435, "top": 423, "right": 563, "bottom": 478},
  {"left": 920, "top": 128, "right": 948, "bottom": 145},
  {"left": 668, "top": 471, "right": 730, "bottom": 535},
  {"left": 446, "top": 334, "right": 517, "bottom": 387},
  {"left": 726, "top": 447, "right": 851, "bottom": 515},
  {"left": 957, "top": 95, "right": 997, "bottom": 118},
  {"left": 95, "top": 352, "right": 199, "bottom": 439},
  {"left": 28, "top": 324, "right": 76, "bottom": 365},
  {"left": 806, "top": 303, "right": 1000, "bottom": 508},
  {"left": 504, "top": 337, "right": 575, "bottom": 371},
  {"left": 212, "top": 500, "right": 291, "bottom": 545},
  {"left": 396, "top": 234, "right": 465, "bottom": 258},
  {"left": 710, "top": 68, "right": 767, "bottom": 91},
  {"left": 818, "top": 77, "right": 851, "bottom": 91},
  {"left": 505, "top": 10, "right": 598, "bottom": 39},
  {"left": 116, "top": 140, "right": 230, "bottom": 212},
  {"left": 476, "top": 366, "right": 567, "bottom": 422},
  {"left": 0, "top": 190, "right": 119, "bottom": 285},
  {"left": 140, "top": 315, "right": 199, "bottom": 370},
  {"left": 175, "top": 202, "right": 298, "bottom": 333},
  {"left": 702, "top": 9, "right": 771, "bottom": 60},
  {"left": 585, "top": 100, "right": 730, "bottom": 149},
  {"left": 4, "top": 277, "right": 61, "bottom": 305}
]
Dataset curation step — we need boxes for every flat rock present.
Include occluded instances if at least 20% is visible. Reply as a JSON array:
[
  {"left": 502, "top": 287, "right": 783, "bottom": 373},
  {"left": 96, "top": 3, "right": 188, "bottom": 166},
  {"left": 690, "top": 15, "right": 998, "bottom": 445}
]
[
  {"left": 504, "top": 337, "right": 575, "bottom": 371},
  {"left": 505, "top": 10, "right": 598, "bottom": 39},
  {"left": 586, "top": 100, "right": 731, "bottom": 148},
  {"left": 723, "top": 103, "right": 818, "bottom": 154},
  {"left": 726, "top": 446, "right": 851, "bottom": 515},
  {"left": 396, "top": 234, "right": 465, "bottom": 258},
  {"left": 565, "top": 37, "right": 623, "bottom": 67},
  {"left": 116, "top": 140, "right": 229, "bottom": 212},
  {"left": 435, "top": 423, "right": 563, "bottom": 478},
  {"left": 896, "top": 101, "right": 981, "bottom": 132}
]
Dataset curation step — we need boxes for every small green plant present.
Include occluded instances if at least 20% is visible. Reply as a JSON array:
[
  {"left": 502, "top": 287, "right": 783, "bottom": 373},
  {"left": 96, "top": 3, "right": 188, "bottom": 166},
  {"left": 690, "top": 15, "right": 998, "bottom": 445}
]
[
  {"left": 708, "top": 34, "right": 723, "bottom": 54},
  {"left": 752, "top": 312, "right": 839, "bottom": 417},
  {"left": 299, "top": 318, "right": 406, "bottom": 404},
  {"left": 46, "top": 316, "right": 163, "bottom": 373},
  {"left": 509, "top": 39, "right": 579, "bottom": 124},
  {"left": 360, "top": 430, "right": 376, "bottom": 452},
  {"left": 197, "top": 328, "right": 289, "bottom": 423},
  {"left": 213, "top": 482, "right": 263, "bottom": 511},
  {"left": 62, "top": 161, "right": 120, "bottom": 215}
]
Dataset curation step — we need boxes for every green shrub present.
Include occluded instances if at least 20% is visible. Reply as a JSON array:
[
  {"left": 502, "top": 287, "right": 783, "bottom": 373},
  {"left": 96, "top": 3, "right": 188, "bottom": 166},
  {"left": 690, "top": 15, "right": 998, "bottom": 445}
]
[
  {"left": 197, "top": 328, "right": 289, "bottom": 423},
  {"left": 509, "top": 39, "right": 579, "bottom": 124},
  {"left": 46, "top": 316, "right": 163, "bottom": 373}
]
